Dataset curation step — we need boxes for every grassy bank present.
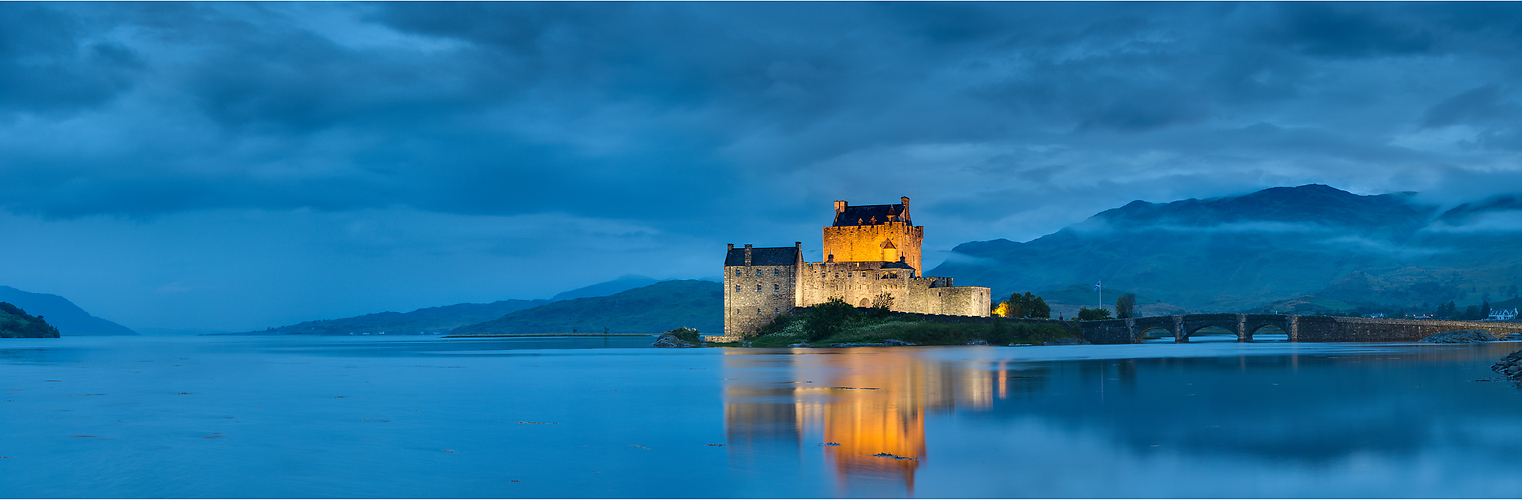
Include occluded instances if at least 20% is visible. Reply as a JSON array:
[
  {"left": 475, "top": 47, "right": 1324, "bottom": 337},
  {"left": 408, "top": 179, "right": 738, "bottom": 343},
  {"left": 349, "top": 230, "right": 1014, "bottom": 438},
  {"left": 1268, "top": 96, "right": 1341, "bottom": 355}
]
[{"left": 747, "top": 300, "right": 1078, "bottom": 347}]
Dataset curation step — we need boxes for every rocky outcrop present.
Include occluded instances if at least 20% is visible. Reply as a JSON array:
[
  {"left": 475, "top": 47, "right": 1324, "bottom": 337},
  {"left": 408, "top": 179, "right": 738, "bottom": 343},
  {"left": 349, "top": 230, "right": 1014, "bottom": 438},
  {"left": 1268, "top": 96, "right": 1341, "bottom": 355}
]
[
  {"left": 964, "top": 339, "right": 989, "bottom": 345},
  {"left": 788, "top": 342, "right": 813, "bottom": 348},
  {"left": 1492, "top": 350, "right": 1522, "bottom": 381},
  {"left": 1503, "top": 333, "right": 1522, "bottom": 341},
  {"left": 881, "top": 339, "right": 914, "bottom": 346},
  {"left": 652, "top": 333, "right": 694, "bottom": 348},
  {"left": 1042, "top": 338, "right": 1089, "bottom": 345},
  {"left": 1418, "top": 330, "right": 1496, "bottom": 343}
]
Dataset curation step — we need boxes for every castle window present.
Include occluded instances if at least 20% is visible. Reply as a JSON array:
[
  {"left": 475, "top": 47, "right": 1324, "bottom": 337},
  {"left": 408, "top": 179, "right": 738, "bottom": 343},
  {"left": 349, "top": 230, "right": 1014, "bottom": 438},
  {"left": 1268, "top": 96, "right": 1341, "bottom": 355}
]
[
  {"left": 756, "top": 284, "right": 762, "bottom": 292},
  {"left": 773, "top": 284, "right": 780, "bottom": 292},
  {"left": 757, "top": 308, "right": 762, "bottom": 314},
  {"left": 834, "top": 273, "right": 839, "bottom": 278},
  {"left": 756, "top": 270, "right": 762, "bottom": 276},
  {"left": 773, "top": 269, "right": 779, "bottom": 276},
  {"left": 774, "top": 308, "right": 780, "bottom": 314},
  {"left": 734, "top": 269, "right": 740, "bottom": 276},
  {"left": 734, "top": 285, "right": 740, "bottom": 292}
]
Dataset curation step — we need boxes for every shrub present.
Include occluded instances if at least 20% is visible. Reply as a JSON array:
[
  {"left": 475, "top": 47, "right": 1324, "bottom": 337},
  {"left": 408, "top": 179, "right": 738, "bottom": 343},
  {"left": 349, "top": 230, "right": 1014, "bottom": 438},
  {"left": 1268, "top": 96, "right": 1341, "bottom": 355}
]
[
  {"left": 665, "top": 327, "right": 701, "bottom": 344},
  {"left": 1078, "top": 307, "right": 1113, "bottom": 321}
]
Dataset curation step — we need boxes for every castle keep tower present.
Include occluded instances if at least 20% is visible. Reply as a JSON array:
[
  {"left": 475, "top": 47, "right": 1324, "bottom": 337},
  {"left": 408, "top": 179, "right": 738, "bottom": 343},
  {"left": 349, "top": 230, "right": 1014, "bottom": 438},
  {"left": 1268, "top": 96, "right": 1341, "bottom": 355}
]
[
  {"left": 822, "top": 197, "right": 923, "bottom": 273},
  {"left": 723, "top": 197, "right": 990, "bottom": 337}
]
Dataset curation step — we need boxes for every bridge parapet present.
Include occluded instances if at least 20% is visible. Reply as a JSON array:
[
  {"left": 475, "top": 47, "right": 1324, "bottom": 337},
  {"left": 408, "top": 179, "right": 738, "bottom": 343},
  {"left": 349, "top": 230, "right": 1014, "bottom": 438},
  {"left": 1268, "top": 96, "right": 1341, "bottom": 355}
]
[{"left": 1079, "top": 314, "right": 1522, "bottom": 344}]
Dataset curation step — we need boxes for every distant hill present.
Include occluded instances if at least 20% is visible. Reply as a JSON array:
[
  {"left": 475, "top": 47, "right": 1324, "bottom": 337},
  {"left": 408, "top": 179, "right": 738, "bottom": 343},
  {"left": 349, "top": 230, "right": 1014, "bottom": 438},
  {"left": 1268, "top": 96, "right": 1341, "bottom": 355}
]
[
  {"left": 932, "top": 184, "right": 1522, "bottom": 313},
  {"left": 233, "top": 299, "right": 551, "bottom": 335},
  {"left": 0, "top": 286, "right": 136, "bottom": 336},
  {"left": 0, "top": 302, "right": 61, "bottom": 338},
  {"left": 452, "top": 280, "right": 722, "bottom": 335},
  {"left": 1030, "top": 284, "right": 1189, "bottom": 319},
  {"left": 551, "top": 275, "right": 661, "bottom": 301}
]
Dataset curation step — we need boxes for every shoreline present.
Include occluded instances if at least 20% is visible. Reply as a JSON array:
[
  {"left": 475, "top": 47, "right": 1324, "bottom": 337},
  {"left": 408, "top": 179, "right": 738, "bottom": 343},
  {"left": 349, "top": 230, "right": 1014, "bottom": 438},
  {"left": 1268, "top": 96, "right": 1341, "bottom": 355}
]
[{"left": 443, "top": 333, "right": 657, "bottom": 338}]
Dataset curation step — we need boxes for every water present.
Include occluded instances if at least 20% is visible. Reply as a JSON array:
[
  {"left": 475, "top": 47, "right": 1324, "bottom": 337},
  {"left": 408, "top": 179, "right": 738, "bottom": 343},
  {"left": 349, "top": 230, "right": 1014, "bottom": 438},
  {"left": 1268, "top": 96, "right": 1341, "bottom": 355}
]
[{"left": 2, "top": 335, "right": 1521, "bottom": 498}]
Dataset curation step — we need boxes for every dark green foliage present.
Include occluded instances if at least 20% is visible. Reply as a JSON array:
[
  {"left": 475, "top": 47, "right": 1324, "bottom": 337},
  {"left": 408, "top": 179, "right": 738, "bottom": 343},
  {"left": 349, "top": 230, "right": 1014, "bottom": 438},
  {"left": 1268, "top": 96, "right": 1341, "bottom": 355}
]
[
  {"left": 1116, "top": 293, "right": 1137, "bottom": 319},
  {"left": 665, "top": 327, "right": 701, "bottom": 344},
  {"left": 0, "top": 302, "right": 61, "bottom": 338},
  {"left": 1077, "top": 307, "right": 1112, "bottom": 321},
  {"left": 869, "top": 292, "right": 894, "bottom": 317},
  {"left": 1004, "top": 292, "right": 1051, "bottom": 319},
  {"left": 752, "top": 313, "right": 795, "bottom": 338},
  {"left": 1481, "top": 301, "right": 1491, "bottom": 319},
  {"left": 804, "top": 297, "right": 859, "bottom": 342}
]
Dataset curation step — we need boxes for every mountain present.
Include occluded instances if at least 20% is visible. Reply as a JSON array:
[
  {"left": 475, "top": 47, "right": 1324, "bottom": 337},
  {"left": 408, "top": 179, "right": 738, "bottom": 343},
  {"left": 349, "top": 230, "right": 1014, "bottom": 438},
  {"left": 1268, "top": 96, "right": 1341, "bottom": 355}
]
[
  {"left": 932, "top": 184, "right": 1522, "bottom": 313},
  {"left": 550, "top": 275, "right": 661, "bottom": 301},
  {"left": 234, "top": 299, "right": 551, "bottom": 335},
  {"left": 0, "top": 302, "right": 61, "bottom": 338},
  {"left": 0, "top": 286, "right": 136, "bottom": 335},
  {"left": 451, "top": 280, "right": 722, "bottom": 335}
]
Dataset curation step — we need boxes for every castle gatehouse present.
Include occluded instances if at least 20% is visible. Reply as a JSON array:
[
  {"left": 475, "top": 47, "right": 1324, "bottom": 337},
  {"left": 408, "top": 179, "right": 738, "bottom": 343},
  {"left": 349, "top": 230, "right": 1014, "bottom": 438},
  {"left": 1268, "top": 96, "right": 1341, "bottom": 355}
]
[{"left": 723, "top": 197, "right": 992, "bottom": 336}]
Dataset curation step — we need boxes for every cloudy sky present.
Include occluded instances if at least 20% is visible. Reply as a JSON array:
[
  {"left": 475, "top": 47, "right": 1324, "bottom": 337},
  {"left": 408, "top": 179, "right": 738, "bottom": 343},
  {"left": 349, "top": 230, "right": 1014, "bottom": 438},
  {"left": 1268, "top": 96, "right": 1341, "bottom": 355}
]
[{"left": 4, "top": 2, "right": 1522, "bottom": 332}]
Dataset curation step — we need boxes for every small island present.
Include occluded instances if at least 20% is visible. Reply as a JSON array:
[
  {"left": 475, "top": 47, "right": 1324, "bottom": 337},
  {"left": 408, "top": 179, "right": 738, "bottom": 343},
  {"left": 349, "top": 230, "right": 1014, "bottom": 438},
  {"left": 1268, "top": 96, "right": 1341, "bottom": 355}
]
[{"left": 0, "top": 302, "right": 61, "bottom": 338}]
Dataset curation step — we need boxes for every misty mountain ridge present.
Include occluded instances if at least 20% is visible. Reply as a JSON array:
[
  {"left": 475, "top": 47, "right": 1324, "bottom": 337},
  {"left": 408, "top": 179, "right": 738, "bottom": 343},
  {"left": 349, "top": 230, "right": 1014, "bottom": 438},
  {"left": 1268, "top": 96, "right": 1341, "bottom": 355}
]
[
  {"left": 452, "top": 280, "right": 721, "bottom": 335},
  {"left": 550, "top": 275, "right": 660, "bottom": 301},
  {"left": 933, "top": 184, "right": 1522, "bottom": 313},
  {"left": 0, "top": 286, "right": 136, "bottom": 336}
]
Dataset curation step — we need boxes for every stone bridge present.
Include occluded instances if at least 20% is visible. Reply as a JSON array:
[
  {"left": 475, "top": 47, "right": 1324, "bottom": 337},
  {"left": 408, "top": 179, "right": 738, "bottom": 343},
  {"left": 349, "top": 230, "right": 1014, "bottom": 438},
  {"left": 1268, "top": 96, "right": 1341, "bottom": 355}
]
[{"left": 1080, "top": 314, "right": 1522, "bottom": 344}]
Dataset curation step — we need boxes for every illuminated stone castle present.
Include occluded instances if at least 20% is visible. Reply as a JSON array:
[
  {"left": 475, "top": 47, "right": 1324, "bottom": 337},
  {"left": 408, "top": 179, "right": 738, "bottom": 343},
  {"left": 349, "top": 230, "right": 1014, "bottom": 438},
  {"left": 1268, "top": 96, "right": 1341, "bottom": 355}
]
[{"left": 723, "top": 197, "right": 991, "bottom": 336}]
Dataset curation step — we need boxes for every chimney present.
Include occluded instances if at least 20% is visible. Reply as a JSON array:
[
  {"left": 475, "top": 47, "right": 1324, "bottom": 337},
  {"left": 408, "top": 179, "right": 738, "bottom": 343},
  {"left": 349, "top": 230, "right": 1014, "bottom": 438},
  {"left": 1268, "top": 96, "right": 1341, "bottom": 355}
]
[
  {"left": 900, "top": 196, "right": 911, "bottom": 224},
  {"left": 834, "top": 200, "right": 847, "bottom": 216},
  {"left": 796, "top": 242, "right": 803, "bottom": 265},
  {"left": 727, "top": 243, "right": 734, "bottom": 251},
  {"left": 744, "top": 244, "right": 752, "bottom": 266}
]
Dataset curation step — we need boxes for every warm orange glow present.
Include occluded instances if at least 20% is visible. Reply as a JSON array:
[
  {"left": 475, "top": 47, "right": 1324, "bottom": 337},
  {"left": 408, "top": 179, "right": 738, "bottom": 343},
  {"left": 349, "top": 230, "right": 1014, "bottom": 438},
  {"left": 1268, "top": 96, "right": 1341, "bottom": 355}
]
[
  {"left": 722, "top": 350, "right": 1004, "bottom": 495},
  {"left": 992, "top": 301, "right": 1010, "bottom": 317}
]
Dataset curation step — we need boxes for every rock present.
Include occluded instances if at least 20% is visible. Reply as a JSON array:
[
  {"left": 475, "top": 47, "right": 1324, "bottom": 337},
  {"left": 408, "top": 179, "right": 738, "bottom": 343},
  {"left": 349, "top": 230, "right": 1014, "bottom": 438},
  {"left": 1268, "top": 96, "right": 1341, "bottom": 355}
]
[
  {"left": 651, "top": 333, "right": 693, "bottom": 348},
  {"left": 1418, "top": 330, "right": 1496, "bottom": 343},
  {"left": 829, "top": 342, "right": 884, "bottom": 347},
  {"left": 964, "top": 339, "right": 989, "bottom": 345},
  {"left": 787, "top": 342, "right": 813, "bottom": 348},
  {"left": 1492, "top": 350, "right": 1522, "bottom": 381},
  {"left": 1042, "top": 338, "right": 1088, "bottom": 346},
  {"left": 1503, "top": 333, "right": 1522, "bottom": 341},
  {"left": 881, "top": 339, "right": 916, "bottom": 346}
]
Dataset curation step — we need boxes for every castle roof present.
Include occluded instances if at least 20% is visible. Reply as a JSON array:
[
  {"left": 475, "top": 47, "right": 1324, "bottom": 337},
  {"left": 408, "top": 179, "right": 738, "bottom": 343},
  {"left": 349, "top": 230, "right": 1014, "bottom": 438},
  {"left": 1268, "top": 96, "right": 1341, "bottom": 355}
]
[
  {"left": 833, "top": 203, "right": 910, "bottom": 227},
  {"left": 724, "top": 246, "right": 799, "bottom": 267}
]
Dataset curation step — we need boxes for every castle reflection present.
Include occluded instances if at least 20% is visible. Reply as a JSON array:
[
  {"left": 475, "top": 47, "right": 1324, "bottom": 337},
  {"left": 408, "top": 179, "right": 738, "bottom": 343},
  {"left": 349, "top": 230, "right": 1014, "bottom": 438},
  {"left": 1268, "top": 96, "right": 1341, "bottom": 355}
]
[{"left": 722, "top": 349, "right": 1043, "bottom": 495}]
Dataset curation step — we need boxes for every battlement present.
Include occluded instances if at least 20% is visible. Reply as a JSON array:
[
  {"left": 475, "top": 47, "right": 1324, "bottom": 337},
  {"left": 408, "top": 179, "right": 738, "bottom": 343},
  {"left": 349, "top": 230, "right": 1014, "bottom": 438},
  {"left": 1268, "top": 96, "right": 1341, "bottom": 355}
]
[{"left": 724, "top": 197, "right": 989, "bottom": 336}]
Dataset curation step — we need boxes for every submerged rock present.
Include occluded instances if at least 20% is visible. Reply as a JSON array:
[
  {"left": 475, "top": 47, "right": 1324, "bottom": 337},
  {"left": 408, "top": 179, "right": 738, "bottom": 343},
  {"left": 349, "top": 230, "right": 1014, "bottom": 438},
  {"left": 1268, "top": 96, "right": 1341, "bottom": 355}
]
[
  {"left": 1503, "top": 333, "right": 1522, "bottom": 341},
  {"left": 1042, "top": 338, "right": 1088, "bottom": 346},
  {"left": 1492, "top": 349, "right": 1522, "bottom": 381},
  {"left": 964, "top": 339, "right": 989, "bottom": 345},
  {"left": 652, "top": 333, "right": 694, "bottom": 348},
  {"left": 881, "top": 339, "right": 915, "bottom": 346},
  {"left": 787, "top": 342, "right": 813, "bottom": 348},
  {"left": 1418, "top": 330, "right": 1495, "bottom": 343}
]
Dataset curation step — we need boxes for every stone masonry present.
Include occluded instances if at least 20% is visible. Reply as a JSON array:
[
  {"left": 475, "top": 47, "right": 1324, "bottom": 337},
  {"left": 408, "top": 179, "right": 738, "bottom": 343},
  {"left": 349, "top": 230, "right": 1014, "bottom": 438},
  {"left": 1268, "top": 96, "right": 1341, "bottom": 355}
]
[{"left": 724, "top": 198, "right": 991, "bottom": 337}]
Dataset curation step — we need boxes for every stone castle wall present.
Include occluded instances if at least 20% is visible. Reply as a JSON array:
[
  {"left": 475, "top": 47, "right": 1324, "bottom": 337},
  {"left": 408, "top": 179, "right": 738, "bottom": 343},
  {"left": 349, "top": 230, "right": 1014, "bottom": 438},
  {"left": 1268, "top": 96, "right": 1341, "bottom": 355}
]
[
  {"left": 723, "top": 260, "right": 801, "bottom": 337},
  {"left": 722, "top": 259, "right": 990, "bottom": 336},
  {"left": 821, "top": 223, "right": 924, "bottom": 273}
]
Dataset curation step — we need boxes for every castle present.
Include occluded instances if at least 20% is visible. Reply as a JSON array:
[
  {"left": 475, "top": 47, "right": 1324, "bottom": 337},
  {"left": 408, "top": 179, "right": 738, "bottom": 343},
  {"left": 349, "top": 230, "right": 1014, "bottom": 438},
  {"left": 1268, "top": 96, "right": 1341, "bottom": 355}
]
[{"left": 723, "top": 197, "right": 991, "bottom": 337}]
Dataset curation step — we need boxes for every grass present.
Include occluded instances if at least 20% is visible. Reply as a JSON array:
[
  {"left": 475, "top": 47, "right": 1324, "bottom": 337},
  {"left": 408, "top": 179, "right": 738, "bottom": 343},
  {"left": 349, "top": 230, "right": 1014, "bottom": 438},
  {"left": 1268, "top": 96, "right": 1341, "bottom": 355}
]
[{"left": 746, "top": 312, "right": 1078, "bottom": 347}]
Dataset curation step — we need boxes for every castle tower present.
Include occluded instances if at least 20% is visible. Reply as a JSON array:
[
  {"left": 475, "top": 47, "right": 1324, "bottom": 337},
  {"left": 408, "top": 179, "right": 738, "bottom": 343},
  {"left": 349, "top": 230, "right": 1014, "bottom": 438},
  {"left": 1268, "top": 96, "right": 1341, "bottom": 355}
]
[{"left": 822, "top": 197, "right": 923, "bottom": 274}]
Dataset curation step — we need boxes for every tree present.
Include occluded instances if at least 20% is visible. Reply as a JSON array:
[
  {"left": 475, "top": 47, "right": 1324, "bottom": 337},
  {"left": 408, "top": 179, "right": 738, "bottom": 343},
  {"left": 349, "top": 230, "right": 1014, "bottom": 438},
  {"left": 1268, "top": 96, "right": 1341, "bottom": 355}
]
[
  {"left": 1115, "top": 293, "right": 1137, "bottom": 319},
  {"left": 1481, "top": 301, "right": 1492, "bottom": 319},
  {"left": 1510, "top": 284, "right": 1519, "bottom": 299},
  {"left": 1003, "top": 292, "right": 1051, "bottom": 319},
  {"left": 870, "top": 292, "right": 894, "bottom": 315},
  {"left": 1077, "top": 307, "right": 1112, "bottom": 321},
  {"left": 805, "top": 297, "right": 858, "bottom": 342}
]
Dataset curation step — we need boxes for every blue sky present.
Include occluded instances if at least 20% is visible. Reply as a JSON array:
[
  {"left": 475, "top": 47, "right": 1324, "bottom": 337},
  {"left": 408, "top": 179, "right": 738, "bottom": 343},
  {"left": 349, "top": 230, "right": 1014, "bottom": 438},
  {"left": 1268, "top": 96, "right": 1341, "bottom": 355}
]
[{"left": 4, "top": 2, "right": 1522, "bottom": 332}]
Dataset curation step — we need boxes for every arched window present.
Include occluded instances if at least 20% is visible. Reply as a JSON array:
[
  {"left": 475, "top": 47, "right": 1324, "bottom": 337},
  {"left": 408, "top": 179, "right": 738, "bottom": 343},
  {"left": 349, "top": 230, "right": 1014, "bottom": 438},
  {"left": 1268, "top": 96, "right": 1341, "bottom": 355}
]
[{"left": 756, "top": 284, "right": 762, "bottom": 292}]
